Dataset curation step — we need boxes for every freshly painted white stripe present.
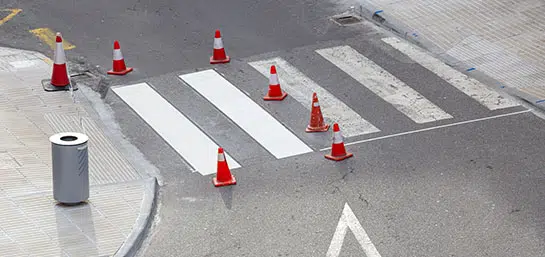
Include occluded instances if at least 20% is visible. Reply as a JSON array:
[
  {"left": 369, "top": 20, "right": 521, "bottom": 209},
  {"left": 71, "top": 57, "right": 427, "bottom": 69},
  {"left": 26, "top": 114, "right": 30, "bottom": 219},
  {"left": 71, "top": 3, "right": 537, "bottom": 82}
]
[
  {"left": 320, "top": 110, "right": 531, "bottom": 151},
  {"left": 112, "top": 82, "right": 241, "bottom": 176},
  {"left": 248, "top": 57, "right": 380, "bottom": 137},
  {"left": 316, "top": 45, "right": 453, "bottom": 124},
  {"left": 327, "top": 203, "right": 382, "bottom": 257},
  {"left": 382, "top": 37, "right": 520, "bottom": 110},
  {"left": 179, "top": 69, "right": 313, "bottom": 159}
]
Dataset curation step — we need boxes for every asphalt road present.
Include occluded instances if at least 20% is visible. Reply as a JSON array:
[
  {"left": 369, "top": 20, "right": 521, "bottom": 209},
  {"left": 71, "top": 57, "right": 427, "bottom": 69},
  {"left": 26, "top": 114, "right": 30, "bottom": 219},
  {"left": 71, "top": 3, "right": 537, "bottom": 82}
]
[
  {"left": 0, "top": 0, "right": 358, "bottom": 80},
  {"left": 2, "top": 1, "right": 545, "bottom": 257}
]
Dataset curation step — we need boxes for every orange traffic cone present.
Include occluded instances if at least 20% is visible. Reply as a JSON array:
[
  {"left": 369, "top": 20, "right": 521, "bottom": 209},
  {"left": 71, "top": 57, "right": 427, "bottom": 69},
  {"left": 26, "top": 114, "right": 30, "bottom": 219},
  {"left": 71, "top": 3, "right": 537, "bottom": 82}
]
[
  {"left": 213, "top": 147, "right": 236, "bottom": 187},
  {"left": 210, "top": 30, "right": 230, "bottom": 64},
  {"left": 108, "top": 40, "right": 133, "bottom": 75},
  {"left": 325, "top": 123, "right": 353, "bottom": 161},
  {"left": 306, "top": 92, "right": 329, "bottom": 132},
  {"left": 263, "top": 65, "right": 288, "bottom": 101},
  {"left": 42, "top": 32, "right": 77, "bottom": 92}
]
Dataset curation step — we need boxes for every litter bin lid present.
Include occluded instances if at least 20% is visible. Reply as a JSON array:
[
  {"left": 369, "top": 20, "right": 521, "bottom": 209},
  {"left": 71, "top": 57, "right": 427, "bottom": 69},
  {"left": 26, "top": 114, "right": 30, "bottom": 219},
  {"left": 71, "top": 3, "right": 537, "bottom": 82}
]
[{"left": 49, "top": 132, "right": 89, "bottom": 146}]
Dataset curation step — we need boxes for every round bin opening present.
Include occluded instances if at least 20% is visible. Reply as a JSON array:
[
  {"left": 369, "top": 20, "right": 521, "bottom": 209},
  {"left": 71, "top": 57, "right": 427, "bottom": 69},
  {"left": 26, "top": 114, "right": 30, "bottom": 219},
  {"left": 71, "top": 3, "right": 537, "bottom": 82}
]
[{"left": 60, "top": 136, "right": 78, "bottom": 142}]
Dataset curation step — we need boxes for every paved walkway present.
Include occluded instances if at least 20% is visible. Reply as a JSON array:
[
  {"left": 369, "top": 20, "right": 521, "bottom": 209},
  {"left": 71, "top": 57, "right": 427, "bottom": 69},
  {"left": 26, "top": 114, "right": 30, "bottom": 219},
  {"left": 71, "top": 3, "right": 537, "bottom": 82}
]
[
  {"left": 356, "top": 0, "right": 545, "bottom": 108},
  {"left": 0, "top": 47, "right": 156, "bottom": 256}
]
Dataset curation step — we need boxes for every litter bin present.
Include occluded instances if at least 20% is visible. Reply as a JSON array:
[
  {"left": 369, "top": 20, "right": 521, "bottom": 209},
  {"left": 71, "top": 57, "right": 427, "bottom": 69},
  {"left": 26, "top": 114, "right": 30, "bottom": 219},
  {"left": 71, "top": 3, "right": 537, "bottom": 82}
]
[{"left": 49, "top": 132, "right": 90, "bottom": 205}]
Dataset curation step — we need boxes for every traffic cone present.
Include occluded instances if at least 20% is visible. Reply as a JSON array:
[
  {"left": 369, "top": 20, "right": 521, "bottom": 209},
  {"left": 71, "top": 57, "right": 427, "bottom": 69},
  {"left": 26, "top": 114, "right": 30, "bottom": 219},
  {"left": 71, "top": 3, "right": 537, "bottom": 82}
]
[
  {"left": 263, "top": 65, "right": 288, "bottom": 101},
  {"left": 325, "top": 123, "right": 353, "bottom": 161},
  {"left": 50, "top": 32, "right": 70, "bottom": 87},
  {"left": 213, "top": 147, "right": 236, "bottom": 187},
  {"left": 306, "top": 92, "right": 329, "bottom": 132},
  {"left": 210, "top": 30, "right": 230, "bottom": 64},
  {"left": 107, "top": 40, "right": 133, "bottom": 75},
  {"left": 42, "top": 32, "right": 76, "bottom": 92}
]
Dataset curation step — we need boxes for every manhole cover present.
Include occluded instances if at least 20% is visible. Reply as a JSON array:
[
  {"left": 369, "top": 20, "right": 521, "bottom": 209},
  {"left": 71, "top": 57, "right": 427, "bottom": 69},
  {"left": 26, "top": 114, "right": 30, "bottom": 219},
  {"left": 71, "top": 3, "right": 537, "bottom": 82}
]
[{"left": 332, "top": 15, "right": 363, "bottom": 26}]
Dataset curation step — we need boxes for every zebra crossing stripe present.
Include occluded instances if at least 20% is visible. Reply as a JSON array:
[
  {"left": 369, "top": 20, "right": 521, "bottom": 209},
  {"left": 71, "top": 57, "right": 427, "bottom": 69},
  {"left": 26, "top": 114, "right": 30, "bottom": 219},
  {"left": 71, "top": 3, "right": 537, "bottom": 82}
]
[
  {"left": 179, "top": 69, "right": 313, "bottom": 159},
  {"left": 248, "top": 57, "right": 380, "bottom": 137},
  {"left": 316, "top": 45, "right": 453, "bottom": 124},
  {"left": 381, "top": 37, "right": 519, "bottom": 110},
  {"left": 112, "top": 82, "right": 241, "bottom": 176}
]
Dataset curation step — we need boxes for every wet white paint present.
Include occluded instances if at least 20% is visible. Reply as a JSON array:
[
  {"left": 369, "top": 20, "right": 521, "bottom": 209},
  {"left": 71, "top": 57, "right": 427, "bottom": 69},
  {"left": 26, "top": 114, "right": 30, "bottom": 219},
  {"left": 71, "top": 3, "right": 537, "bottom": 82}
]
[
  {"left": 179, "top": 69, "right": 313, "bottom": 159},
  {"left": 112, "top": 82, "right": 241, "bottom": 176}
]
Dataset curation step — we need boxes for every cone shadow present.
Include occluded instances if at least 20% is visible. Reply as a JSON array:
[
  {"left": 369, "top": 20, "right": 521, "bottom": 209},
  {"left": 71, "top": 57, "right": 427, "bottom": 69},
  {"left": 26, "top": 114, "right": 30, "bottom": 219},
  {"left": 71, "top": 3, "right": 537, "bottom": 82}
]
[
  {"left": 334, "top": 159, "right": 357, "bottom": 180},
  {"left": 218, "top": 186, "right": 234, "bottom": 209}
]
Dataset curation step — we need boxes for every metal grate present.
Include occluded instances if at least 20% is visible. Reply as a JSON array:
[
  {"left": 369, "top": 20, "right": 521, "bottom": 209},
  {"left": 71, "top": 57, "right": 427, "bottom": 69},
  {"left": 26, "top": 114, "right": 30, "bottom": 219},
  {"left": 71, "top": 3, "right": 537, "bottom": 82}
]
[{"left": 332, "top": 15, "right": 363, "bottom": 26}]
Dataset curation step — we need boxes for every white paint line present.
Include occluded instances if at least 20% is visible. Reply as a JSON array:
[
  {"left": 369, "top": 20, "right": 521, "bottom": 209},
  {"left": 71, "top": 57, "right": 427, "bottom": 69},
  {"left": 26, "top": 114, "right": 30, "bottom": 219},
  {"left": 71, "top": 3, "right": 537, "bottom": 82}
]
[
  {"left": 381, "top": 37, "right": 520, "bottom": 110},
  {"left": 320, "top": 110, "right": 531, "bottom": 151},
  {"left": 179, "top": 69, "right": 313, "bottom": 159},
  {"left": 248, "top": 57, "right": 380, "bottom": 137},
  {"left": 112, "top": 82, "right": 241, "bottom": 176},
  {"left": 316, "top": 45, "right": 453, "bottom": 124},
  {"left": 327, "top": 203, "right": 382, "bottom": 257}
]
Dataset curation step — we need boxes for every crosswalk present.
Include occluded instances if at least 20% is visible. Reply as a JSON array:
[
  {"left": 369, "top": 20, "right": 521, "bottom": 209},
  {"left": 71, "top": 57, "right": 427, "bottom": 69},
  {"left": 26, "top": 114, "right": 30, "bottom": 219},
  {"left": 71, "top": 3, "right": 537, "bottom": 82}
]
[{"left": 112, "top": 37, "right": 522, "bottom": 176}]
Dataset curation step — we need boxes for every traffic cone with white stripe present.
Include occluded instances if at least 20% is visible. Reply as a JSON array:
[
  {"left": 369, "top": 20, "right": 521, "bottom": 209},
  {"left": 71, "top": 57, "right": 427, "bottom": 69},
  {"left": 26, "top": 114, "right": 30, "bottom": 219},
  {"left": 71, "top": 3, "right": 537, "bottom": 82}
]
[
  {"left": 210, "top": 30, "right": 230, "bottom": 64},
  {"left": 306, "top": 92, "right": 329, "bottom": 132},
  {"left": 42, "top": 32, "right": 76, "bottom": 92},
  {"left": 325, "top": 123, "right": 353, "bottom": 161},
  {"left": 263, "top": 65, "right": 288, "bottom": 101},
  {"left": 107, "top": 40, "right": 133, "bottom": 75},
  {"left": 213, "top": 147, "right": 236, "bottom": 187}
]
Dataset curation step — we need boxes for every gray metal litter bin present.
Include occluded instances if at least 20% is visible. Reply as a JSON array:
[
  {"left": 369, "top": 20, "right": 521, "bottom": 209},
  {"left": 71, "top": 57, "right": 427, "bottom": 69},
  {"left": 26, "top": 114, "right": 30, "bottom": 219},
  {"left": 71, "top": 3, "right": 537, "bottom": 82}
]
[{"left": 49, "top": 132, "right": 90, "bottom": 205}]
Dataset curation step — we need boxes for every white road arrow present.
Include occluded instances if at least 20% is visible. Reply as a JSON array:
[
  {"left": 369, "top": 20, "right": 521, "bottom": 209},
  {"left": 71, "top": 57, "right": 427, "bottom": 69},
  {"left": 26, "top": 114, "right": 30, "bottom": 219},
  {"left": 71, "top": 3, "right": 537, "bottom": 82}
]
[{"left": 326, "top": 203, "right": 382, "bottom": 257}]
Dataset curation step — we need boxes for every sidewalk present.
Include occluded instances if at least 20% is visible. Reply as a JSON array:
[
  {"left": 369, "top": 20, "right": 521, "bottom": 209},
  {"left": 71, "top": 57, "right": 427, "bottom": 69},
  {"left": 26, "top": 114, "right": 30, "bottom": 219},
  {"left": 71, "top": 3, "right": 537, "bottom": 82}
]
[
  {"left": 0, "top": 47, "right": 157, "bottom": 256},
  {"left": 355, "top": 0, "right": 545, "bottom": 110}
]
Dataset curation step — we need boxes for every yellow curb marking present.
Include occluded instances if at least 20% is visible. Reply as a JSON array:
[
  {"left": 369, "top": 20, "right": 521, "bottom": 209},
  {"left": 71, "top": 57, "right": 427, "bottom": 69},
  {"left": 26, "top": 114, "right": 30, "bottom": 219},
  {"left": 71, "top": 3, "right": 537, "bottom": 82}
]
[
  {"left": 0, "top": 8, "right": 22, "bottom": 26},
  {"left": 29, "top": 28, "right": 76, "bottom": 50}
]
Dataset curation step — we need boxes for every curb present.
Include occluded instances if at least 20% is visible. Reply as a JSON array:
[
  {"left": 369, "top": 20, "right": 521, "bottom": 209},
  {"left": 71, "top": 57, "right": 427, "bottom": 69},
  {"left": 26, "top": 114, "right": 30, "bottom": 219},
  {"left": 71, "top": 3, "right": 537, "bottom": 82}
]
[
  {"left": 352, "top": 1, "right": 545, "bottom": 113},
  {"left": 113, "top": 177, "right": 159, "bottom": 257}
]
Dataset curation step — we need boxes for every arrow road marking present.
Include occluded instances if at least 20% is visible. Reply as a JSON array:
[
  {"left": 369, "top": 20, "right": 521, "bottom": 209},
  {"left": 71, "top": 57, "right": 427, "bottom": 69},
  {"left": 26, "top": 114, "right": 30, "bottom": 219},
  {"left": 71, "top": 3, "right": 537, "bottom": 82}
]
[{"left": 327, "top": 203, "right": 382, "bottom": 257}]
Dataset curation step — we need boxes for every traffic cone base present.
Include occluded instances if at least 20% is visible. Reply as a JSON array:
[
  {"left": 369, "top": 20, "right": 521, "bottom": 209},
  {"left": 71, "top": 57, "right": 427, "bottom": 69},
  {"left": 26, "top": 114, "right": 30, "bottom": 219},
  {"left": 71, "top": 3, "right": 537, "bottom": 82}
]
[
  {"left": 263, "top": 91, "right": 288, "bottom": 101},
  {"left": 42, "top": 79, "right": 78, "bottom": 92},
  {"left": 213, "top": 176, "right": 237, "bottom": 187},
  {"left": 108, "top": 67, "right": 133, "bottom": 75},
  {"left": 306, "top": 123, "right": 330, "bottom": 132},
  {"left": 325, "top": 152, "right": 353, "bottom": 161},
  {"left": 210, "top": 55, "right": 230, "bottom": 64}
]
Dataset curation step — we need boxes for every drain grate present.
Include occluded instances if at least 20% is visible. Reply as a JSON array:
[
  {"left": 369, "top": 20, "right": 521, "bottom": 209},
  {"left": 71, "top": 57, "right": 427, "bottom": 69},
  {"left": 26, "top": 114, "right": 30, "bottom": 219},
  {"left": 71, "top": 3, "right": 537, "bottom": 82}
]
[{"left": 332, "top": 15, "right": 363, "bottom": 26}]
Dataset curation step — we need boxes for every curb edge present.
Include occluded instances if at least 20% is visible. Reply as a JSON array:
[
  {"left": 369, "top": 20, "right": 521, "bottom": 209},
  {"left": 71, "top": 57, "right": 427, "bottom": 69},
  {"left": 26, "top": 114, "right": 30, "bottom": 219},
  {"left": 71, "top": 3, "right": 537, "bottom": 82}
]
[{"left": 113, "top": 176, "right": 159, "bottom": 257}]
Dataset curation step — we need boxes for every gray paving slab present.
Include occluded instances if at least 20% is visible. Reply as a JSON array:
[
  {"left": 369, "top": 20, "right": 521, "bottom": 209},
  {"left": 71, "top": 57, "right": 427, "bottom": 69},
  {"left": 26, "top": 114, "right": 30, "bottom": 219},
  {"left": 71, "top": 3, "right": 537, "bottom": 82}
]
[
  {"left": 0, "top": 47, "right": 158, "bottom": 256},
  {"left": 356, "top": 0, "right": 545, "bottom": 108}
]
